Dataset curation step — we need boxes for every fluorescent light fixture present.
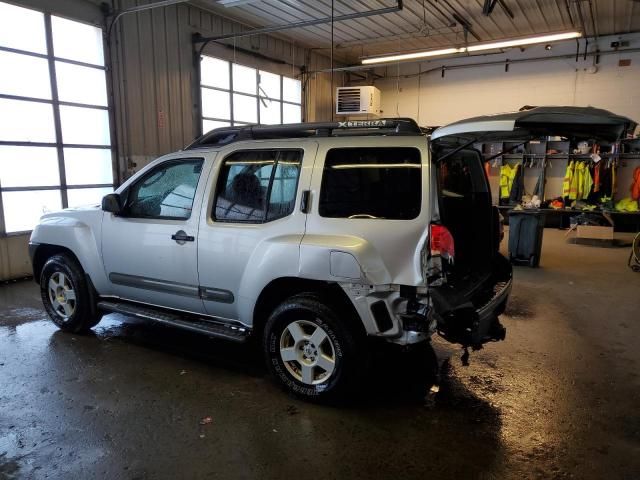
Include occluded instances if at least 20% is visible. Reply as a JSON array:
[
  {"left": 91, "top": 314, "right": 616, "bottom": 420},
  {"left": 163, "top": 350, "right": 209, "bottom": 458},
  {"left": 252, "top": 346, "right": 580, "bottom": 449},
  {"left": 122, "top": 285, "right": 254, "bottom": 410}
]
[
  {"left": 466, "top": 31, "right": 582, "bottom": 52},
  {"left": 217, "top": 0, "right": 260, "bottom": 6},
  {"left": 361, "top": 48, "right": 465, "bottom": 64},
  {"left": 361, "top": 31, "right": 582, "bottom": 65}
]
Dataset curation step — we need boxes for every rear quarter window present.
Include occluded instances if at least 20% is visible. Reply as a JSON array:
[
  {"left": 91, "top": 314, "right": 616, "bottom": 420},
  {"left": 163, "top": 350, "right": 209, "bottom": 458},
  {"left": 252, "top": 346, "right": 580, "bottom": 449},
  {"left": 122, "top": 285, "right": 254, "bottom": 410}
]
[{"left": 319, "top": 147, "right": 421, "bottom": 220}]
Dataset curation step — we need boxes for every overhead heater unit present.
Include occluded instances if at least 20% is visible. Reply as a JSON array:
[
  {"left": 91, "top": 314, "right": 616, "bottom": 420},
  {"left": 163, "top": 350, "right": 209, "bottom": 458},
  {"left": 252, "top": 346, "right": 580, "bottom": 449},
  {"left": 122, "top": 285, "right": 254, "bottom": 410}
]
[{"left": 336, "top": 86, "right": 381, "bottom": 116}]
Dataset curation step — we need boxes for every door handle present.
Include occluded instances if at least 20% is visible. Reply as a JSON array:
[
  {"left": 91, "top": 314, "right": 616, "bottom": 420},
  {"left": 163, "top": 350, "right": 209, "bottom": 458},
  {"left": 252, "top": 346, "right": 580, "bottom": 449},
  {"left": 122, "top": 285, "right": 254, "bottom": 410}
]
[
  {"left": 171, "top": 230, "right": 195, "bottom": 245},
  {"left": 300, "top": 190, "right": 311, "bottom": 214}
]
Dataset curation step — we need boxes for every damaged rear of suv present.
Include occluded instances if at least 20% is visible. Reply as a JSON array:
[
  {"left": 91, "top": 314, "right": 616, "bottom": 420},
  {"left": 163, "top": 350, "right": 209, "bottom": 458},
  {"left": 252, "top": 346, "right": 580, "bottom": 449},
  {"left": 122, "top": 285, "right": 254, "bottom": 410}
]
[{"left": 301, "top": 128, "right": 512, "bottom": 359}]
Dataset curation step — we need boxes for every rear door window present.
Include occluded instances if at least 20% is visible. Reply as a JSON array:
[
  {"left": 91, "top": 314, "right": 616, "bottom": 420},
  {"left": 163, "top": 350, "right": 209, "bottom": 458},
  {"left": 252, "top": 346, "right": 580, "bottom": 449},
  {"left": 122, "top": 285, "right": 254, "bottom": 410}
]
[
  {"left": 319, "top": 147, "right": 421, "bottom": 220},
  {"left": 213, "top": 149, "right": 302, "bottom": 223}
]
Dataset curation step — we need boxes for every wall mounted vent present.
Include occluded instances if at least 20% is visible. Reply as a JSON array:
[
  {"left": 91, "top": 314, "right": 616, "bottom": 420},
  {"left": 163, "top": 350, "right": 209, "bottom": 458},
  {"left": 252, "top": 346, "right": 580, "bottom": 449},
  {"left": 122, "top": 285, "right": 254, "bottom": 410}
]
[{"left": 336, "top": 86, "right": 381, "bottom": 116}]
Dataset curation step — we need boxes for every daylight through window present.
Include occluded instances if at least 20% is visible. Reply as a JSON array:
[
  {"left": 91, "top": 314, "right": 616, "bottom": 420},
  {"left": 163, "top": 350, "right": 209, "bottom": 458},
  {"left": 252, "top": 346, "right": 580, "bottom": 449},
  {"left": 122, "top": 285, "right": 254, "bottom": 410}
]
[
  {"left": 0, "top": 2, "right": 113, "bottom": 234},
  {"left": 200, "top": 55, "right": 302, "bottom": 134}
]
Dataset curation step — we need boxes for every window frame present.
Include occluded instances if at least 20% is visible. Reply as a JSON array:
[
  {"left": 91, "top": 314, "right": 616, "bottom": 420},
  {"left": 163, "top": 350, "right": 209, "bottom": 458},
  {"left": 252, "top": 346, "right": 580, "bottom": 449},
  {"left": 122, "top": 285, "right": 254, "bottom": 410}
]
[
  {"left": 212, "top": 148, "right": 303, "bottom": 225},
  {"left": 0, "top": 4, "right": 115, "bottom": 236},
  {"left": 199, "top": 54, "right": 303, "bottom": 134},
  {"left": 120, "top": 158, "right": 205, "bottom": 221}
]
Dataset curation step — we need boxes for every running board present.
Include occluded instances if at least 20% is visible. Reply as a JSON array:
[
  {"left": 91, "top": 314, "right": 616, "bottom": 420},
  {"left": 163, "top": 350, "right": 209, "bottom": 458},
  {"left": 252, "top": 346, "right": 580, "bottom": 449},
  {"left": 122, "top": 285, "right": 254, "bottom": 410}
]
[{"left": 97, "top": 300, "right": 250, "bottom": 343}]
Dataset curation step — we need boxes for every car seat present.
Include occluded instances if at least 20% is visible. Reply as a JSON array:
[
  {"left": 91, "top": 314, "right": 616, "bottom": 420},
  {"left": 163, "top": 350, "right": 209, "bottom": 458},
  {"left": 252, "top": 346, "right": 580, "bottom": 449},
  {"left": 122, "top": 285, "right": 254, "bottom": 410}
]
[{"left": 229, "top": 173, "right": 264, "bottom": 209}]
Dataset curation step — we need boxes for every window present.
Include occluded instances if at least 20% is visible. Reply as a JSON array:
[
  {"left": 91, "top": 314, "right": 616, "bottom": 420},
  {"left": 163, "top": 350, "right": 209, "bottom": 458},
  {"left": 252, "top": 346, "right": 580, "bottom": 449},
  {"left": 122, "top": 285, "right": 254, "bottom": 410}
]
[
  {"left": 437, "top": 152, "right": 488, "bottom": 197},
  {"left": 319, "top": 148, "right": 422, "bottom": 220},
  {"left": 0, "top": 2, "right": 113, "bottom": 234},
  {"left": 438, "top": 156, "right": 472, "bottom": 198},
  {"left": 214, "top": 150, "right": 302, "bottom": 223},
  {"left": 126, "top": 160, "right": 203, "bottom": 220},
  {"left": 199, "top": 55, "right": 303, "bottom": 134}
]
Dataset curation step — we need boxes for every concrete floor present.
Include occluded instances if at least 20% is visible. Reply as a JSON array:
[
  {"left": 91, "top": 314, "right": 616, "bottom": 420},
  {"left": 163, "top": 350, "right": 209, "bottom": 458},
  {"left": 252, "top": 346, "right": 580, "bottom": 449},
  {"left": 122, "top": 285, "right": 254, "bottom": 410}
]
[{"left": 1, "top": 229, "right": 639, "bottom": 480}]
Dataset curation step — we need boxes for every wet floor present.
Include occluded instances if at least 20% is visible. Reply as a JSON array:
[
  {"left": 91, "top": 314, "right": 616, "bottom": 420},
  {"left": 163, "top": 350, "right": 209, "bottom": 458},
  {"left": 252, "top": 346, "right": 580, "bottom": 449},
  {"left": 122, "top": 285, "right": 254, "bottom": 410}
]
[{"left": 1, "top": 229, "right": 639, "bottom": 479}]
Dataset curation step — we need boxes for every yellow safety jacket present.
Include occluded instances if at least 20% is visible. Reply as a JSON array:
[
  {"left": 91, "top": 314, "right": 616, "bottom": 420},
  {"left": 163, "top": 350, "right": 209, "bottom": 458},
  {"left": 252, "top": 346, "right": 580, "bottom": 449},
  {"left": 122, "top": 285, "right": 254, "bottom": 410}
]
[
  {"left": 564, "top": 161, "right": 593, "bottom": 200},
  {"left": 499, "top": 163, "right": 518, "bottom": 198},
  {"left": 575, "top": 162, "right": 593, "bottom": 200},
  {"left": 562, "top": 161, "right": 575, "bottom": 198}
]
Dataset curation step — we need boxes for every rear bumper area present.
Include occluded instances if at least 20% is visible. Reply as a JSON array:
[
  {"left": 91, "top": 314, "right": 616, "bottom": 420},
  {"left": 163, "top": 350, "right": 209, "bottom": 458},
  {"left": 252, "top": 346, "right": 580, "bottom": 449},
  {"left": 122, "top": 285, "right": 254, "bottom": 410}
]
[{"left": 432, "top": 254, "right": 512, "bottom": 348}]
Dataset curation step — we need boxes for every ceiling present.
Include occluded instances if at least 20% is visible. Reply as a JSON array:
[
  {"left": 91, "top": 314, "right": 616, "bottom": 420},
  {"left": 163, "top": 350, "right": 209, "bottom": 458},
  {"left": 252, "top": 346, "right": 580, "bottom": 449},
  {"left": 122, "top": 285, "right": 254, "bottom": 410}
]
[{"left": 193, "top": 0, "right": 640, "bottom": 63}]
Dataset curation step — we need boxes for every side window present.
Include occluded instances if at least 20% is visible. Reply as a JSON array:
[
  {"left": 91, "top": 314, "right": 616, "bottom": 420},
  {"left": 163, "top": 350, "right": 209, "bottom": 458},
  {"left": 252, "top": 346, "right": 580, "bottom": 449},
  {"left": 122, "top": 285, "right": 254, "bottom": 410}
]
[
  {"left": 126, "top": 159, "right": 203, "bottom": 219},
  {"left": 214, "top": 149, "right": 302, "bottom": 223},
  {"left": 319, "top": 147, "right": 421, "bottom": 220}
]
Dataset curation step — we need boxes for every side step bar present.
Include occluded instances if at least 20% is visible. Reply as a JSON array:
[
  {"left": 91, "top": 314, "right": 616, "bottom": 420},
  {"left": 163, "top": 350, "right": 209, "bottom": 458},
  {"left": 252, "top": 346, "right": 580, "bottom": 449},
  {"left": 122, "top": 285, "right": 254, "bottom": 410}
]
[{"left": 97, "top": 300, "right": 251, "bottom": 343}]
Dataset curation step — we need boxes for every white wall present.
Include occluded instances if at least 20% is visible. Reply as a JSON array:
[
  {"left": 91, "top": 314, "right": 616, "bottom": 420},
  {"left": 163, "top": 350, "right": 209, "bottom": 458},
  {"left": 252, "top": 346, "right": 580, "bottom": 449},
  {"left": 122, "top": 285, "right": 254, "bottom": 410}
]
[
  {"left": 373, "top": 34, "right": 640, "bottom": 128},
  {"left": 371, "top": 34, "right": 640, "bottom": 203}
]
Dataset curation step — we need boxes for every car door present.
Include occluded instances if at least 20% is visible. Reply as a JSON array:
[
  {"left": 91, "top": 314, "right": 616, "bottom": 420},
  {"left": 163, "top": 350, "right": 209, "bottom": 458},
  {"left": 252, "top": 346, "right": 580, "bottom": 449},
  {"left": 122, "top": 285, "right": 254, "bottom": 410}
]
[
  {"left": 101, "top": 154, "right": 211, "bottom": 313},
  {"left": 197, "top": 140, "right": 317, "bottom": 324}
]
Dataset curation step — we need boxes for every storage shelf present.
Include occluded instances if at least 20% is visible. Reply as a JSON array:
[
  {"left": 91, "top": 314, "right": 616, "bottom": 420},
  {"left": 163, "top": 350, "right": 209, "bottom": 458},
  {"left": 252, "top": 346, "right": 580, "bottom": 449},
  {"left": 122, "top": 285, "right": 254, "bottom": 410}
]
[
  {"left": 483, "top": 137, "right": 640, "bottom": 210},
  {"left": 484, "top": 153, "right": 640, "bottom": 160},
  {"left": 496, "top": 205, "right": 640, "bottom": 216}
]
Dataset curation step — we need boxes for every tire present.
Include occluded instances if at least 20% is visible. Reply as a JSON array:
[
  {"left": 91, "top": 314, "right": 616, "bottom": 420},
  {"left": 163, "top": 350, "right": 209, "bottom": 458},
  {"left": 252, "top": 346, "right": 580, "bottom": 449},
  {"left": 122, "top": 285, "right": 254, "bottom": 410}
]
[
  {"left": 40, "top": 253, "right": 101, "bottom": 333},
  {"left": 263, "top": 293, "right": 367, "bottom": 403}
]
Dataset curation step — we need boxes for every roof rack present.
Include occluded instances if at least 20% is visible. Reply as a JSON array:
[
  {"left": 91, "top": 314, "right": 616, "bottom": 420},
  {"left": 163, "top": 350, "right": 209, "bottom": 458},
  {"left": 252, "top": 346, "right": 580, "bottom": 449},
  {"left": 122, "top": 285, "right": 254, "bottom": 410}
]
[{"left": 185, "top": 118, "right": 424, "bottom": 150}]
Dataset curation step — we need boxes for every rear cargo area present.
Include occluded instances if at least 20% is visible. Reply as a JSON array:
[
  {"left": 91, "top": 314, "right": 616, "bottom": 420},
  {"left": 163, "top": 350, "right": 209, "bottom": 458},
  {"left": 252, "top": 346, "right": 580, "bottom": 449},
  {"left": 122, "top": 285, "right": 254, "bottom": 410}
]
[
  {"left": 431, "top": 147, "right": 510, "bottom": 346},
  {"left": 436, "top": 148, "right": 497, "bottom": 276}
]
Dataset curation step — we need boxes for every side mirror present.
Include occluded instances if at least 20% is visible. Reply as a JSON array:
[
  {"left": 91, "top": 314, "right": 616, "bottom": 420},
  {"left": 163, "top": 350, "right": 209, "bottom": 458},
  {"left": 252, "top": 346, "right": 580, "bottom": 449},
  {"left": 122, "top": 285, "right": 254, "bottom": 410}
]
[{"left": 102, "top": 193, "right": 123, "bottom": 214}]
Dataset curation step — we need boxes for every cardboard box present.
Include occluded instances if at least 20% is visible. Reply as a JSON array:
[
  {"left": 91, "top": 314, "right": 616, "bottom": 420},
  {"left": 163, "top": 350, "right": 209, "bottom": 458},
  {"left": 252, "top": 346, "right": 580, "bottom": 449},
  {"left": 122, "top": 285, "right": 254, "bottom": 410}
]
[{"left": 576, "top": 225, "right": 614, "bottom": 240}]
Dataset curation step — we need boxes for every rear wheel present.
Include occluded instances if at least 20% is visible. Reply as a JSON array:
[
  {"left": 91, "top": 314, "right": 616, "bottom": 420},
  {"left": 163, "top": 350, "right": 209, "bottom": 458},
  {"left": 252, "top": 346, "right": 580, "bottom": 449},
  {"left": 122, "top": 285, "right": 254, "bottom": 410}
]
[
  {"left": 40, "top": 254, "right": 101, "bottom": 333},
  {"left": 263, "top": 293, "right": 367, "bottom": 403}
]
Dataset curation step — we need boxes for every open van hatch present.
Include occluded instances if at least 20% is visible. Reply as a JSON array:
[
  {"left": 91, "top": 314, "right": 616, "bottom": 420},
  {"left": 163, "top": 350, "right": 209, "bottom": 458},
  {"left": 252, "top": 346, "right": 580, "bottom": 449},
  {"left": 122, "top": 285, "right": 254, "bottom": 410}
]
[
  {"left": 431, "top": 106, "right": 637, "bottom": 145},
  {"left": 427, "top": 106, "right": 636, "bottom": 349}
]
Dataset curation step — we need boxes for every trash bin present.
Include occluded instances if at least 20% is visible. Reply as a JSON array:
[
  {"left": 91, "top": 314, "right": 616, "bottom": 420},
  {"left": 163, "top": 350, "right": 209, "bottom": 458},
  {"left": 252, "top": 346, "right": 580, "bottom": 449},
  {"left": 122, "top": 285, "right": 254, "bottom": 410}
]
[{"left": 508, "top": 210, "right": 545, "bottom": 267}]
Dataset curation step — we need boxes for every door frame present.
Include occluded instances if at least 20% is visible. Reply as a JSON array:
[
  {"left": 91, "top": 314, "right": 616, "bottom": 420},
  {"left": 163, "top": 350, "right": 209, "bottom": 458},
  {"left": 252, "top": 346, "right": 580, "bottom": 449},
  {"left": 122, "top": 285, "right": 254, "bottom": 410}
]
[{"left": 196, "top": 139, "right": 319, "bottom": 324}]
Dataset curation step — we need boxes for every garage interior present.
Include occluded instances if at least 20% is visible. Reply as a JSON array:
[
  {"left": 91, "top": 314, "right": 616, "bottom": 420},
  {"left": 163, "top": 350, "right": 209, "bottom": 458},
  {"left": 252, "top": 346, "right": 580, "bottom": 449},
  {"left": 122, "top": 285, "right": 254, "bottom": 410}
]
[{"left": 1, "top": 0, "right": 639, "bottom": 479}]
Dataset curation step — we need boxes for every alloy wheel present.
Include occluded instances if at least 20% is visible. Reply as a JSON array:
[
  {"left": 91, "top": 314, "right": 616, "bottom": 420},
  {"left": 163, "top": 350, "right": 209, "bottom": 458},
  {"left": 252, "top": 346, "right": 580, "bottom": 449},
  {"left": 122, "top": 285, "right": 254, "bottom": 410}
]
[
  {"left": 47, "top": 272, "right": 76, "bottom": 320},
  {"left": 279, "top": 320, "right": 336, "bottom": 385}
]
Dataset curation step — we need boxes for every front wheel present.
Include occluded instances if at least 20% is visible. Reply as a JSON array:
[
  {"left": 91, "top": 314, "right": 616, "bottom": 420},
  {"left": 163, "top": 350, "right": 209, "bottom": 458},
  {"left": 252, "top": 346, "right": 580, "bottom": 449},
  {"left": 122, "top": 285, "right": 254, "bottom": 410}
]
[
  {"left": 40, "top": 254, "right": 101, "bottom": 333},
  {"left": 263, "top": 294, "right": 367, "bottom": 403}
]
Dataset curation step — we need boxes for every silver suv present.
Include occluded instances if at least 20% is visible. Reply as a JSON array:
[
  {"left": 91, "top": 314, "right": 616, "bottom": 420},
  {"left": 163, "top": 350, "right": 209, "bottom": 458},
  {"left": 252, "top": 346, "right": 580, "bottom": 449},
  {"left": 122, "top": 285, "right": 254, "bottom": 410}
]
[{"left": 30, "top": 117, "right": 516, "bottom": 402}]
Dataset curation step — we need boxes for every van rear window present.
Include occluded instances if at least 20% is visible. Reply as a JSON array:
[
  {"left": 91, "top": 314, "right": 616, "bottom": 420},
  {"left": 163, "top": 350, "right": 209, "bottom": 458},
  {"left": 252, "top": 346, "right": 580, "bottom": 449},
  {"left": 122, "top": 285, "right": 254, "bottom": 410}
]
[{"left": 319, "top": 147, "right": 421, "bottom": 220}]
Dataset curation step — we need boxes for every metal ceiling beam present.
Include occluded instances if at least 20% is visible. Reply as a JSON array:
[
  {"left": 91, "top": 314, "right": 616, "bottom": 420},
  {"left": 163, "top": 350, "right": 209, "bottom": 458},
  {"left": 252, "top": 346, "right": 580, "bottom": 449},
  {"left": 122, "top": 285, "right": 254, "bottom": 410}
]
[
  {"left": 483, "top": 0, "right": 514, "bottom": 19},
  {"left": 193, "top": 0, "right": 404, "bottom": 44},
  {"left": 482, "top": 0, "right": 498, "bottom": 16},
  {"left": 437, "top": 0, "right": 480, "bottom": 41},
  {"left": 217, "top": 0, "right": 261, "bottom": 6}
]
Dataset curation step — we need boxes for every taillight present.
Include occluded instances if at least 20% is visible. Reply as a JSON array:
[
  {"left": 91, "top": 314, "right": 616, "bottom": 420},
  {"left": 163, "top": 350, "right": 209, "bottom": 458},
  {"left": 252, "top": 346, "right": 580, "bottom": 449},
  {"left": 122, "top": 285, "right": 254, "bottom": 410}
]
[{"left": 430, "top": 224, "right": 455, "bottom": 263}]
